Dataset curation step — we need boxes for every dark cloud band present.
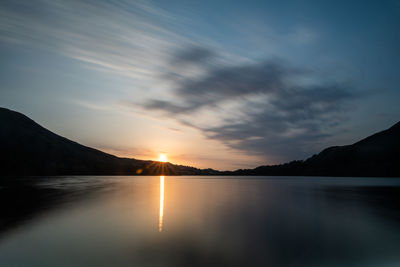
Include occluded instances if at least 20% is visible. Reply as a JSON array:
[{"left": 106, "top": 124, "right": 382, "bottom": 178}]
[{"left": 140, "top": 46, "right": 357, "bottom": 163}]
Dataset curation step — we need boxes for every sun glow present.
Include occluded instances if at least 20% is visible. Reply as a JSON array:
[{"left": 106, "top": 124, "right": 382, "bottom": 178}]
[{"left": 159, "top": 153, "right": 167, "bottom": 162}]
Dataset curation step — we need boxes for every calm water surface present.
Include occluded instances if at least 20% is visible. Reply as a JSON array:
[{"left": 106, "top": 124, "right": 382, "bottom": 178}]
[{"left": 0, "top": 176, "right": 400, "bottom": 267}]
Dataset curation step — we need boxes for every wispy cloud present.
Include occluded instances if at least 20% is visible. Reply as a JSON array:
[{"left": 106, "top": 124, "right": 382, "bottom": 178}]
[{"left": 0, "top": 0, "right": 188, "bottom": 82}]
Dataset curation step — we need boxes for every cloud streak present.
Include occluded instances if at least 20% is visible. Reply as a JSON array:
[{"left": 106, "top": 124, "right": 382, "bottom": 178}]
[{"left": 0, "top": 0, "right": 187, "bottom": 82}]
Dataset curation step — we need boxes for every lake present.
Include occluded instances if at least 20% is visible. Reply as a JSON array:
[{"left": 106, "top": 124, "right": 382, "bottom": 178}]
[{"left": 0, "top": 176, "right": 400, "bottom": 266}]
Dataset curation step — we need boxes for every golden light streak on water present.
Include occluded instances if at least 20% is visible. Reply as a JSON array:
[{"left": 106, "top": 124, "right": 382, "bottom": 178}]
[{"left": 158, "top": 176, "right": 165, "bottom": 232}]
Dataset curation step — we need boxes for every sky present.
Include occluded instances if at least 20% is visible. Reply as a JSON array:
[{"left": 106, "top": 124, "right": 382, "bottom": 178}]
[{"left": 0, "top": 0, "right": 399, "bottom": 170}]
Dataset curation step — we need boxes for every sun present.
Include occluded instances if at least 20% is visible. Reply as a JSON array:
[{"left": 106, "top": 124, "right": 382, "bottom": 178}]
[{"left": 158, "top": 153, "right": 167, "bottom": 162}]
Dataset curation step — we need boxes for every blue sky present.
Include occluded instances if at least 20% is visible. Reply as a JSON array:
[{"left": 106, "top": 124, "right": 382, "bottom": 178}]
[{"left": 1, "top": 0, "right": 399, "bottom": 169}]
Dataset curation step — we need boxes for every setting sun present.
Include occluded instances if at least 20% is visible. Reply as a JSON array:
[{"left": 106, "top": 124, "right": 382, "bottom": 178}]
[{"left": 159, "top": 154, "right": 167, "bottom": 162}]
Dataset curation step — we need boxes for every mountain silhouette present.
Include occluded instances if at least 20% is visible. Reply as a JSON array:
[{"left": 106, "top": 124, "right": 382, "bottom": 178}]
[
  {"left": 1, "top": 107, "right": 399, "bottom": 176},
  {"left": 0, "top": 107, "right": 217, "bottom": 176},
  {"left": 234, "top": 121, "right": 400, "bottom": 177}
]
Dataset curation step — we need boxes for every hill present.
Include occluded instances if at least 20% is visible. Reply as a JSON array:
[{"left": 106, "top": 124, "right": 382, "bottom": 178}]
[
  {"left": 0, "top": 107, "right": 218, "bottom": 175},
  {"left": 233, "top": 121, "right": 400, "bottom": 177},
  {"left": 1, "top": 107, "right": 399, "bottom": 177}
]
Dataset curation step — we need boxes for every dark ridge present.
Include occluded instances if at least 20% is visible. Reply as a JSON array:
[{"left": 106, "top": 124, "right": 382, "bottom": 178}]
[
  {"left": 0, "top": 107, "right": 219, "bottom": 176},
  {"left": 1, "top": 107, "right": 399, "bottom": 177},
  {"left": 233, "top": 120, "right": 400, "bottom": 177}
]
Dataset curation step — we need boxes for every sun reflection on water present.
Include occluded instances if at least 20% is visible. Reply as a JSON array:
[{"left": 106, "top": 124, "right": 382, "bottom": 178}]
[{"left": 159, "top": 176, "right": 165, "bottom": 232}]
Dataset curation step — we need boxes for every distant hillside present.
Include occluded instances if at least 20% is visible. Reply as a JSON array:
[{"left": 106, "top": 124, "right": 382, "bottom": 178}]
[
  {"left": 0, "top": 108, "right": 219, "bottom": 176},
  {"left": 1, "top": 107, "right": 399, "bottom": 177},
  {"left": 233, "top": 121, "right": 400, "bottom": 177}
]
